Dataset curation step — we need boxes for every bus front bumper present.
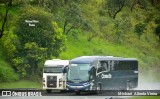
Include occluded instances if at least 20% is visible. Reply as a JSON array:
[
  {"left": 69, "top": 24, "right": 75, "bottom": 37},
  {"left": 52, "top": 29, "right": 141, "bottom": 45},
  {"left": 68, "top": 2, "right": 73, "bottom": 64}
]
[{"left": 66, "top": 82, "right": 96, "bottom": 91}]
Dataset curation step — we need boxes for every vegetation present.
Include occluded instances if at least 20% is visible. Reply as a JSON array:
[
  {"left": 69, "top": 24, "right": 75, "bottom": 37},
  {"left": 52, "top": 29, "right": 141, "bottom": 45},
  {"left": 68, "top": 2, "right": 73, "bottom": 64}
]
[
  {"left": 12, "top": 5, "right": 66, "bottom": 79},
  {"left": 130, "top": 96, "right": 160, "bottom": 99},
  {"left": 0, "top": 0, "right": 160, "bottom": 86},
  {"left": 0, "top": 80, "right": 41, "bottom": 89}
]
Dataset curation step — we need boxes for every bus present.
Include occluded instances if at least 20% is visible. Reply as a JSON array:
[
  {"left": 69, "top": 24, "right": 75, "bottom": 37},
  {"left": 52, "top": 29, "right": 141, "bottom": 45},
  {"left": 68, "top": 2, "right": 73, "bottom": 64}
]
[
  {"left": 43, "top": 59, "right": 69, "bottom": 93},
  {"left": 66, "top": 56, "right": 138, "bottom": 94}
]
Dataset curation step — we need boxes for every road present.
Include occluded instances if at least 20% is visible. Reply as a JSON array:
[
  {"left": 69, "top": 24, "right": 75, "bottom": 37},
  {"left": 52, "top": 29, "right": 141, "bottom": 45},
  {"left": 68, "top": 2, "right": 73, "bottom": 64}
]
[
  {"left": 0, "top": 96, "right": 133, "bottom": 99},
  {"left": 0, "top": 83, "right": 160, "bottom": 99},
  {"left": 0, "top": 90, "right": 138, "bottom": 99}
]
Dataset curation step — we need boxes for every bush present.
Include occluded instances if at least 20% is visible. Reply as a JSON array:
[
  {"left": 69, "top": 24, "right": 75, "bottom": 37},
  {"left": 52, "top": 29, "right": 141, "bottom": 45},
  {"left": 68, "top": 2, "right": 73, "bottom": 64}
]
[
  {"left": 0, "top": 62, "right": 19, "bottom": 82},
  {"left": 134, "top": 23, "right": 146, "bottom": 39},
  {"left": 155, "top": 24, "right": 160, "bottom": 42}
]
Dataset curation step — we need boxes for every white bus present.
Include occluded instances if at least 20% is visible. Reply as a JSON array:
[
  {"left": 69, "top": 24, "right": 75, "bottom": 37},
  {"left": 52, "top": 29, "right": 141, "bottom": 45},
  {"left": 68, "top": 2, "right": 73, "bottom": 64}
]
[{"left": 43, "top": 59, "right": 69, "bottom": 93}]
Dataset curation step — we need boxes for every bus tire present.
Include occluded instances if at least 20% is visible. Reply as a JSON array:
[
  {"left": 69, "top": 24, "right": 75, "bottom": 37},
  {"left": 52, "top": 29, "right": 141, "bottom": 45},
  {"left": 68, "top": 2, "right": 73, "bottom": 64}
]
[
  {"left": 60, "top": 90, "right": 65, "bottom": 93},
  {"left": 96, "top": 84, "right": 101, "bottom": 94},
  {"left": 46, "top": 89, "right": 52, "bottom": 93}
]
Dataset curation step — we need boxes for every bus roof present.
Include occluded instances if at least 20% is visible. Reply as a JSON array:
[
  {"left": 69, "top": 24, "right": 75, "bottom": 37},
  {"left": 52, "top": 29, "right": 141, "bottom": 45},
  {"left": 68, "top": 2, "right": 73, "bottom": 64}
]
[
  {"left": 70, "top": 56, "right": 137, "bottom": 64},
  {"left": 44, "top": 59, "right": 69, "bottom": 67}
]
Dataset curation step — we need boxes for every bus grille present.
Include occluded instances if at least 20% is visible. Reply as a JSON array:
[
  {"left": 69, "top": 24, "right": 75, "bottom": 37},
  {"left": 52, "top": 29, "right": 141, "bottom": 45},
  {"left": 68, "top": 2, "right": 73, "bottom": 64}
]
[{"left": 47, "top": 76, "right": 57, "bottom": 87}]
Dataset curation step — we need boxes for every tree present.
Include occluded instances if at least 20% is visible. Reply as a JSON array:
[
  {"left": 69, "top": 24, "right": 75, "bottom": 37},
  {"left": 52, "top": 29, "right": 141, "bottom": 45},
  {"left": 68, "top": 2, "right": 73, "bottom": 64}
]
[
  {"left": 134, "top": 23, "right": 146, "bottom": 39},
  {"left": 150, "top": 0, "right": 160, "bottom": 5},
  {"left": 63, "top": 2, "right": 84, "bottom": 34},
  {"left": 34, "top": 0, "right": 87, "bottom": 35},
  {"left": 155, "top": 24, "right": 160, "bottom": 43},
  {"left": 130, "top": 0, "right": 151, "bottom": 11},
  {"left": 103, "top": 0, "right": 126, "bottom": 19},
  {"left": 113, "top": 18, "right": 132, "bottom": 42},
  {"left": 0, "top": 0, "right": 11, "bottom": 39},
  {"left": 13, "top": 5, "right": 66, "bottom": 78}
]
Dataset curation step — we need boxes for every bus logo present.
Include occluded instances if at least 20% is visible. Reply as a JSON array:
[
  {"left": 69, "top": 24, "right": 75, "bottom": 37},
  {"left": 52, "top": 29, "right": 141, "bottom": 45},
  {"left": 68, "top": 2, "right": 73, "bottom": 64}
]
[{"left": 2, "top": 91, "right": 11, "bottom": 96}]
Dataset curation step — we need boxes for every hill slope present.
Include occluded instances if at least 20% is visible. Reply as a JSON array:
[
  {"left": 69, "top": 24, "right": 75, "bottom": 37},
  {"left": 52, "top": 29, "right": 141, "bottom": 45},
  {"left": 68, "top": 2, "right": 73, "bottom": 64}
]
[{"left": 0, "top": 0, "right": 160, "bottom": 83}]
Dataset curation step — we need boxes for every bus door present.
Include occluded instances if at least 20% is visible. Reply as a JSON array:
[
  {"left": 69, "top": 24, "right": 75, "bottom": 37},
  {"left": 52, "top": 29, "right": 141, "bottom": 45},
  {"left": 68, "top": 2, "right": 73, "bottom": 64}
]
[
  {"left": 96, "top": 60, "right": 111, "bottom": 89},
  {"left": 96, "top": 60, "right": 121, "bottom": 90}
]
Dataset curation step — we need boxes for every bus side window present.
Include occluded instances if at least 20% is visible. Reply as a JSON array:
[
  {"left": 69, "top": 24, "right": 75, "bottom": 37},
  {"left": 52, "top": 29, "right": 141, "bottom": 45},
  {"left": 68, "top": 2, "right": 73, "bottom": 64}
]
[
  {"left": 106, "top": 61, "right": 110, "bottom": 72},
  {"left": 114, "top": 61, "right": 119, "bottom": 71},
  {"left": 97, "top": 61, "right": 107, "bottom": 73},
  {"left": 101, "top": 61, "right": 110, "bottom": 72},
  {"left": 110, "top": 61, "right": 115, "bottom": 71}
]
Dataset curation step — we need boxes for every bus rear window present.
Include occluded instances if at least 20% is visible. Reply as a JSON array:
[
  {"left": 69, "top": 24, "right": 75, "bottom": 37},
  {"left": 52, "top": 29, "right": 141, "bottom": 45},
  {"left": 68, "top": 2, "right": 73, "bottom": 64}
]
[{"left": 44, "top": 67, "right": 62, "bottom": 73}]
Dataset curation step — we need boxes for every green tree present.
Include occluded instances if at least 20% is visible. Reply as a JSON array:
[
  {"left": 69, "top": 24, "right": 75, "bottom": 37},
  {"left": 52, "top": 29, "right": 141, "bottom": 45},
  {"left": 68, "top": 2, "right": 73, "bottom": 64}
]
[
  {"left": 35, "top": 0, "right": 87, "bottom": 35},
  {"left": 130, "top": 0, "right": 151, "bottom": 11},
  {"left": 13, "top": 5, "right": 66, "bottom": 78},
  {"left": 0, "top": 0, "right": 11, "bottom": 39},
  {"left": 63, "top": 2, "right": 84, "bottom": 34},
  {"left": 103, "top": 0, "right": 126, "bottom": 19},
  {"left": 113, "top": 18, "right": 132, "bottom": 42},
  {"left": 155, "top": 24, "right": 160, "bottom": 43},
  {"left": 134, "top": 23, "right": 146, "bottom": 39}
]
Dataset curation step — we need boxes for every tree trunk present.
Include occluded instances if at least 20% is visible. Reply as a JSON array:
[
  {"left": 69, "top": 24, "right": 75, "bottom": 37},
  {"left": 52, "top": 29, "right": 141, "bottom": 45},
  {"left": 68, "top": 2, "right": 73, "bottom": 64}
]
[
  {"left": 0, "top": 6, "right": 9, "bottom": 39},
  {"left": 63, "top": 20, "right": 68, "bottom": 34},
  {"left": 65, "top": 25, "right": 74, "bottom": 35},
  {"left": 8, "top": 0, "right": 12, "bottom": 6},
  {"left": 113, "top": 4, "right": 124, "bottom": 19},
  {"left": 0, "top": 30, "right": 3, "bottom": 38}
]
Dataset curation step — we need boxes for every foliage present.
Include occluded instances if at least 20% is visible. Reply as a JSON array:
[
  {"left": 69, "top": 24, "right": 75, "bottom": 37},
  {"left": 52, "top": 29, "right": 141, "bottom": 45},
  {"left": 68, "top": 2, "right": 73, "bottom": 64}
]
[
  {"left": 0, "top": 64, "right": 19, "bottom": 82},
  {"left": 0, "top": 0, "right": 10, "bottom": 39},
  {"left": 134, "top": 23, "right": 146, "bottom": 39},
  {"left": 12, "top": 5, "right": 66, "bottom": 79},
  {"left": 63, "top": 2, "right": 84, "bottom": 34},
  {"left": 155, "top": 24, "right": 160, "bottom": 42},
  {"left": 113, "top": 18, "right": 132, "bottom": 42},
  {"left": 29, "top": 0, "right": 87, "bottom": 35},
  {"left": 0, "top": 47, "right": 19, "bottom": 82},
  {"left": 103, "top": 0, "right": 126, "bottom": 19}
]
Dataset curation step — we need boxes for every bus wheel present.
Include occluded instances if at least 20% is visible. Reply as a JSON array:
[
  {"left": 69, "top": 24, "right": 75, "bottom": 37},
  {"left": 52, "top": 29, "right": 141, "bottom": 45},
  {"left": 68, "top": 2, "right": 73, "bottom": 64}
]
[
  {"left": 96, "top": 84, "right": 101, "bottom": 94},
  {"left": 46, "top": 89, "right": 52, "bottom": 93},
  {"left": 60, "top": 90, "right": 65, "bottom": 93},
  {"left": 75, "top": 91, "right": 81, "bottom": 95}
]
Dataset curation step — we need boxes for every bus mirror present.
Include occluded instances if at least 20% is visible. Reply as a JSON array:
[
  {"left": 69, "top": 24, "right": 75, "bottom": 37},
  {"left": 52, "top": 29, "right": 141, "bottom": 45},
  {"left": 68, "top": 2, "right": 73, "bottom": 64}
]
[{"left": 62, "top": 66, "right": 68, "bottom": 73}]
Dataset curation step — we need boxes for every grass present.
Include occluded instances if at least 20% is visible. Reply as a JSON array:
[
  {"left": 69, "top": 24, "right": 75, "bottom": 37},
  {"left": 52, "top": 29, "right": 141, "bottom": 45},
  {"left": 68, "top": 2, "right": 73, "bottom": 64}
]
[
  {"left": 59, "top": 32, "right": 160, "bottom": 83},
  {"left": 130, "top": 96, "right": 160, "bottom": 99},
  {"left": 59, "top": 32, "right": 139, "bottom": 59},
  {"left": 0, "top": 80, "right": 42, "bottom": 89}
]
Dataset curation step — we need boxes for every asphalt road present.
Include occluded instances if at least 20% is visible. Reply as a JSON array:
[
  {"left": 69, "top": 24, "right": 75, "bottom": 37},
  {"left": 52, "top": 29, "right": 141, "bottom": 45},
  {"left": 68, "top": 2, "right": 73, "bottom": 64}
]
[
  {"left": 0, "top": 96, "right": 132, "bottom": 99},
  {"left": 0, "top": 83, "right": 160, "bottom": 99}
]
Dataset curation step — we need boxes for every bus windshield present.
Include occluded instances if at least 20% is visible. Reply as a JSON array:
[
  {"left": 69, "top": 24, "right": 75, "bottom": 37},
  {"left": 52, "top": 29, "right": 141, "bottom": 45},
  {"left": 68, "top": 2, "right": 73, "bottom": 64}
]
[
  {"left": 67, "top": 64, "right": 90, "bottom": 83},
  {"left": 44, "top": 66, "right": 62, "bottom": 73}
]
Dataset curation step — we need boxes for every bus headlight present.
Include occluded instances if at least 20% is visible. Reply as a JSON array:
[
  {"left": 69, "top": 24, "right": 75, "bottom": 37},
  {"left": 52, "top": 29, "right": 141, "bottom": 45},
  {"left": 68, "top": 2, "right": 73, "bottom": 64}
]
[
  {"left": 59, "top": 78, "right": 62, "bottom": 87},
  {"left": 83, "top": 83, "right": 91, "bottom": 87},
  {"left": 43, "top": 78, "right": 45, "bottom": 82}
]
